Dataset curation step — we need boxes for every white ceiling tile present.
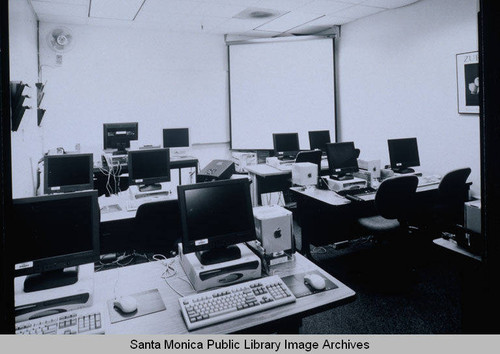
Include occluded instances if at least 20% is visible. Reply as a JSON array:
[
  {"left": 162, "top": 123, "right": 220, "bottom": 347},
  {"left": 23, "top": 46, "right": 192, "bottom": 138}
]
[
  {"left": 211, "top": 17, "right": 273, "bottom": 34},
  {"left": 135, "top": 0, "right": 202, "bottom": 22},
  {"left": 36, "top": 12, "right": 89, "bottom": 25},
  {"left": 333, "top": 5, "right": 384, "bottom": 19},
  {"left": 90, "top": 0, "right": 144, "bottom": 20},
  {"left": 292, "top": 14, "right": 351, "bottom": 30},
  {"left": 203, "top": 0, "right": 264, "bottom": 6},
  {"left": 336, "top": 0, "right": 365, "bottom": 4},
  {"left": 362, "top": 0, "right": 420, "bottom": 9},
  {"left": 190, "top": 3, "right": 248, "bottom": 18},
  {"left": 31, "top": 1, "right": 88, "bottom": 17},
  {"left": 32, "top": 0, "right": 89, "bottom": 5},
  {"left": 88, "top": 17, "right": 134, "bottom": 28},
  {"left": 256, "top": 0, "right": 315, "bottom": 12},
  {"left": 255, "top": 12, "right": 324, "bottom": 32},
  {"left": 298, "top": 0, "right": 354, "bottom": 15}
]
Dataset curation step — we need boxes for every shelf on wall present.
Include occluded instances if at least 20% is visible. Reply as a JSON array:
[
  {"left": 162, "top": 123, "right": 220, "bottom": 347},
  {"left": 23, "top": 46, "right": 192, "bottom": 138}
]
[{"left": 10, "top": 81, "right": 32, "bottom": 131}]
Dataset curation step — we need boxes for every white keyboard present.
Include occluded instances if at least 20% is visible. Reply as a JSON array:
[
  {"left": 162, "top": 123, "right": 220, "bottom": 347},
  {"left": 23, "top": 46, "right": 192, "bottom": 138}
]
[
  {"left": 418, "top": 175, "right": 441, "bottom": 187},
  {"left": 275, "top": 163, "right": 293, "bottom": 171},
  {"left": 179, "top": 275, "right": 296, "bottom": 331},
  {"left": 15, "top": 307, "right": 105, "bottom": 335}
]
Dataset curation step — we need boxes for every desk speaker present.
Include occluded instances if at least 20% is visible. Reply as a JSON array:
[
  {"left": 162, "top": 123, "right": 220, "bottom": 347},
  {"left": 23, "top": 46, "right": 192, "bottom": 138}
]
[{"left": 197, "top": 160, "right": 235, "bottom": 182}]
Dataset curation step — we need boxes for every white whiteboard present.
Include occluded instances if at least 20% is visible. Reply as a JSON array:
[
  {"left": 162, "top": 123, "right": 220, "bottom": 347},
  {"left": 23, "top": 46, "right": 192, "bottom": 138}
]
[{"left": 229, "top": 37, "right": 336, "bottom": 150}]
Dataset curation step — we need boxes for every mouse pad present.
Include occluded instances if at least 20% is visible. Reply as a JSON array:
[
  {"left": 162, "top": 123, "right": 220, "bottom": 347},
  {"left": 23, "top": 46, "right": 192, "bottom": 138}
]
[
  {"left": 281, "top": 271, "right": 338, "bottom": 298},
  {"left": 107, "top": 288, "right": 166, "bottom": 324}
]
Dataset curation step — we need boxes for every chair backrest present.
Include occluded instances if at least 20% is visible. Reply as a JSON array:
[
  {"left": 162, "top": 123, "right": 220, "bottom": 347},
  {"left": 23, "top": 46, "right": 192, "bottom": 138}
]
[
  {"left": 438, "top": 168, "right": 471, "bottom": 202},
  {"left": 354, "top": 148, "right": 361, "bottom": 159},
  {"left": 375, "top": 175, "right": 419, "bottom": 220},
  {"left": 134, "top": 199, "right": 181, "bottom": 254},
  {"left": 295, "top": 150, "right": 322, "bottom": 175}
]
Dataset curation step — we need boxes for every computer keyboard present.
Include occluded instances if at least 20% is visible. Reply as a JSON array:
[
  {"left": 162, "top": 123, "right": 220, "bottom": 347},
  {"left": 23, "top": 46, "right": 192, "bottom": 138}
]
[
  {"left": 418, "top": 175, "right": 441, "bottom": 186},
  {"left": 179, "top": 275, "right": 296, "bottom": 331},
  {"left": 134, "top": 190, "right": 171, "bottom": 199},
  {"left": 275, "top": 163, "right": 293, "bottom": 171},
  {"left": 337, "top": 187, "right": 376, "bottom": 197},
  {"left": 15, "top": 308, "right": 105, "bottom": 335}
]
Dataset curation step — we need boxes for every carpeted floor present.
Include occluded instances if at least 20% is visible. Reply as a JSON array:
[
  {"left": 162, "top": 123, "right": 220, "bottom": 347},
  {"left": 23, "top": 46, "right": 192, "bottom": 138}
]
[{"left": 294, "top": 222, "right": 464, "bottom": 334}]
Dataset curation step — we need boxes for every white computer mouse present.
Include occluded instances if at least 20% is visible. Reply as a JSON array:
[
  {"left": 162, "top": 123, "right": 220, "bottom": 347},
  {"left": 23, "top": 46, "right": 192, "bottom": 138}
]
[
  {"left": 113, "top": 296, "right": 138, "bottom": 314},
  {"left": 304, "top": 273, "right": 326, "bottom": 291}
]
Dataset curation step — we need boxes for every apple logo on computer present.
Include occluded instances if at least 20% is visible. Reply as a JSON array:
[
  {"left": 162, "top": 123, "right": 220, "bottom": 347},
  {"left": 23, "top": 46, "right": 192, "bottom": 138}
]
[{"left": 274, "top": 228, "right": 282, "bottom": 239}]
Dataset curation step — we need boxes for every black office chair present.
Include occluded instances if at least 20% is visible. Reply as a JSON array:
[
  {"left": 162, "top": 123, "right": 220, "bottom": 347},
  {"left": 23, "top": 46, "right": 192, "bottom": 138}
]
[
  {"left": 357, "top": 175, "right": 419, "bottom": 240},
  {"left": 295, "top": 150, "right": 323, "bottom": 176},
  {"left": 425, "top": 167, "right": 472, "bottom": 234},
  {"left": 354, "top": 148, "right": 361, "bottom": 159},
  {"left": 356, "top": 175, "right": 419, "bottom": 285},
  {"left": 132, "top": 200, "right": 181, "bottom": 256}
]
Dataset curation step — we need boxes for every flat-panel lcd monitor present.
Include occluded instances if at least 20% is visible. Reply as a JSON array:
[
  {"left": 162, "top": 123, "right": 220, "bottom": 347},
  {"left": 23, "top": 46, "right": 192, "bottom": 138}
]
[
  {"left": 387, "top": 137, "right": 420, "bottom": 174},
  {"left": 163, "top": 128, "right": 189, "bottom": 148},
  {"left": 177, "top": 178, "right": 256, "bottom": 265},
  {"left": 273, "top": 133, "right": 300, "bottom": 159},
  {"left": 309, "top": 130, "right": 331, "bottom": 152},
  {"left": 103, "top": 122, "right": 138, "bottom": 154},
  {"left": 44, "top": 153, "right": 94, "bottom": 194},
  {"left": 326, "top": 142, "right": 359, "bottom": 179},
  {"left": 12, "top": 191, "right": 99, "bottom": 292},
  {"left": 128, "top": 148, "right": 170, "bottom": 191}
]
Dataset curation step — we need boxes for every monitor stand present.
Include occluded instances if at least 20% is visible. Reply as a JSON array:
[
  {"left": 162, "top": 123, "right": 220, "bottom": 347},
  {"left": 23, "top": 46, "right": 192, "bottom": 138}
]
[
  {"left": 23, "top": 267, "right": 79, "bottom": 293},
  {"left": 330, "top": 173, "right": 354, "bottom": 181},
  {"left": 196, "top": 245, "right": 241, "bottom": 266},
  {"left": 139, "top": 183, "right": 162, "bottom": 192},
  {"left": 393, "top": 167, "right": 415, "bottom": 174},
  {"left": 112, "top": 149, "right": 127, "bottom": 156}
]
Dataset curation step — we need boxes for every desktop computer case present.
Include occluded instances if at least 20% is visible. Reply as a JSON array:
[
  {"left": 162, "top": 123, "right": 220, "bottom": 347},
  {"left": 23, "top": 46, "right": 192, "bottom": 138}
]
[
  {"left": 292, "top": 162, "right": 318, "bottom": 186},
  {"left": 253, "top": 205, "right": 293, "bottom": 255},
  {"left": 14, "top": 263, "right": 94, "bottom": 322},
  {"left": 178, "top": 243, "right": 261, "bottom": 292}
]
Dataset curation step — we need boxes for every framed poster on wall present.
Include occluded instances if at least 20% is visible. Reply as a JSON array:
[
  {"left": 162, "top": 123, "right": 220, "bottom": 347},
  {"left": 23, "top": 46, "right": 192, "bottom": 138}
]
[{"left": 456, "top": 51, "right": 479, "bottom": 114}]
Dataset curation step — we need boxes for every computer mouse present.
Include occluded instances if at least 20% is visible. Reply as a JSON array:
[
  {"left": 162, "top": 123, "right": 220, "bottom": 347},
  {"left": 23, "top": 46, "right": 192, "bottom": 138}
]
[
  {"left": 304, "top": 273, "right": 326, "bottom": 291},
  {"left": 113, "top": 296, "right": 138, "bottom": 314}
]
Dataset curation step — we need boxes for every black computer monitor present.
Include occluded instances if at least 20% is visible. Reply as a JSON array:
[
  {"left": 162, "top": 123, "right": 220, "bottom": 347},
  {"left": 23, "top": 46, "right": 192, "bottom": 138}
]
[
  {"left": 308, "top": 130, "right": 331, "bottom": 153},
  {"left": 103, "top": 122, "right": 138, "bottom": 155},
  {"left": 177, "top": 178, "right": 256, "bottom": 265},
  {"left": 43, "top": 153, "right": 94, "bottom": 194},
  {"left": 273, "top": 133, "right": 300, "bottom": 160},
  {"left": 388, "top": 137, "right": 420, "bottom": 174},
  {"left": 326, "top": 142, "right": 359, "bottom": 180},
  {"left": 163, "top": 128, "right": 189, "bottom": 148},
  {"left": 128, "top": 148, "right": 170, "bottom": 192},
  {"left": 12, "top": 191, "right": 99, "bottom": 292}
]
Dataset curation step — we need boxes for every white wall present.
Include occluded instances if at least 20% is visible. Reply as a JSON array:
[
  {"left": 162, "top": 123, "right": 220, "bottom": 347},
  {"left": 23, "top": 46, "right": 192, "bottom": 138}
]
[
  {"left": 9, "top": 0, "right": 41, "bottom": 198},
  {"left": 37, "top": 23, "right": 231, "bottom": 168},
  {"left": 337, "top": 0, "right": 480, "bottom": 196}
]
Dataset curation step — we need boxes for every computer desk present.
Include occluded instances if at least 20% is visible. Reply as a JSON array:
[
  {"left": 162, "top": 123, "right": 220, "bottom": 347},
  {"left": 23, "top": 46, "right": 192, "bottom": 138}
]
[
  {"left": 290, "top": 180, "right": 455, "bottom": 259},
  {"left": 92, "top": 252, "right": 355, "bottom": 334},
  {"left": 246, "top": 160, "right": 329, "bottom": 206},
  {"left": 94, "top": 157, "right": 198, "bottom": 196}
]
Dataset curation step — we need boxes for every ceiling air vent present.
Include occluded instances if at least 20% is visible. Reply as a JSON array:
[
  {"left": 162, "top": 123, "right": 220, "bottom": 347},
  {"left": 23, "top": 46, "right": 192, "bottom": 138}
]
[{"left": 233, "top": 8, "right": 287, "bottom": 20}]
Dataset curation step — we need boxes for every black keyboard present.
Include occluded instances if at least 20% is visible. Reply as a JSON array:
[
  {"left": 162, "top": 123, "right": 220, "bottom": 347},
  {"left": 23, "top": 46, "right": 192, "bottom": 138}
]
[{"left": 337, "top": 187, "right": 376, "bottom": 197}]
